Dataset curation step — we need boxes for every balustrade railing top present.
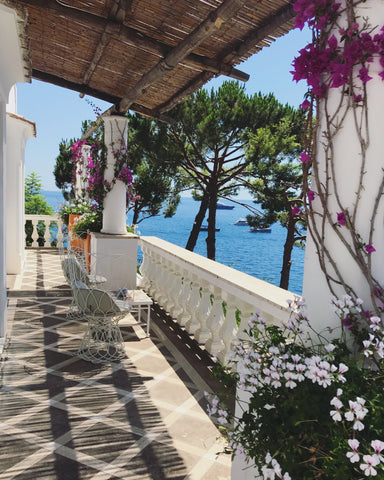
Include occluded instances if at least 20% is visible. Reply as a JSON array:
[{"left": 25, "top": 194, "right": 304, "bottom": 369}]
[{"left": 139, "top": 236, "right": 300, "bottom": 364}]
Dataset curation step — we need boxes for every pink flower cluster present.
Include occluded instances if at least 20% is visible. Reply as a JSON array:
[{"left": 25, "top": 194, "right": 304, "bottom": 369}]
[{"left": 292, "top": 0, "right": 384, "bottom": 98}]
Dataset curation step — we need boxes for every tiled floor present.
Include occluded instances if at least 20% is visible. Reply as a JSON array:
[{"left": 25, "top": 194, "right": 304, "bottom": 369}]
[{"left": 1, "top": 249, "right": 231, "bottom": 480}]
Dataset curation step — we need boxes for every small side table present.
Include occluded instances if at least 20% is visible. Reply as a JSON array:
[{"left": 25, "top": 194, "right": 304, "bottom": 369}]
[{"left": 115, "top": 289, "right": 153, "bottom": 336}]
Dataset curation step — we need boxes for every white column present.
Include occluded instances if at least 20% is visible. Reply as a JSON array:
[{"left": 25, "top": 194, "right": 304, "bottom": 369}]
[
  {"left": 101, "top": 115, "right": 128, "bottom": 234},
  {"left": 303, "top": 0, "right": 384, "bottom": 333},
  {"left": 0, "top": 101, "right": 6, "bottom": 339},
  {"left": 6, "top": 113, "right": 35, "bottom": 274},
  {"left": 0, "top": 4, "right": 29, "bottom": 341},
  {"left": 75, "top": 144, "right": 90, "bottom": 200}
]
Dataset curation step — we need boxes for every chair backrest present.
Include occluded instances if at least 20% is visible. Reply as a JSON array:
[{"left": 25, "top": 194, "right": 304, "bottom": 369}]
[
  {"left": 74, "top": 284, "right": 121, "bottom": 316},
  {"left": 62, "top": 257, "right": 90, "bottom": 286}
]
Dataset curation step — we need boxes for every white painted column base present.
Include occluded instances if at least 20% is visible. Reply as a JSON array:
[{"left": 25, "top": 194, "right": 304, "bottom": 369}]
[{"left": 90, "top": 232, "right": 138, "bottom": 291}]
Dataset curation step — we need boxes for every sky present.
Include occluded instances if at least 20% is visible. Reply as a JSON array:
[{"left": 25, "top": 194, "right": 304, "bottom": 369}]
[{"left": 16, "top": 26, "right": 311, "bottom": 192}]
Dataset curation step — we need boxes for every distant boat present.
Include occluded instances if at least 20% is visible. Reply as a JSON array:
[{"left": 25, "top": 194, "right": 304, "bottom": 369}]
[
  {"left": 233, "top": 218, "right": 248, "bottom": 226},
  {"left": 249, "top": 227, "right": 272, "bottom": 233},
  {"left": 217, "top": 202, "right": 234, "bottom": 210},
  {"left": 201, "top": 224, "right": 220, "bottom": 231}
]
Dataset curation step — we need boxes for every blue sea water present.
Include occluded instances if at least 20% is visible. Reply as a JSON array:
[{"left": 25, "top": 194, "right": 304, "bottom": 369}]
[{"left": 43, "top": 190, "right": 304, "bottom": 294}]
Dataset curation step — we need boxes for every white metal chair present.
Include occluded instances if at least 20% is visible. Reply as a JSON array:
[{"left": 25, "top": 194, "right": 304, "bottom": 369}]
[{"left": 73, "top": 281, "right": 131, "bottom": 364}]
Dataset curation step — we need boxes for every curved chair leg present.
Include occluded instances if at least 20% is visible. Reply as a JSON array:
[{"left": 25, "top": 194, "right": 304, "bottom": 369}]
[{"left": 77, "top": 317, "right": 126, "bottom": 364}]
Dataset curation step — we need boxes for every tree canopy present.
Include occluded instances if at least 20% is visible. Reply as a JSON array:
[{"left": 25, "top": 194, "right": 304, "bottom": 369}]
[
  {"left": 25, "top": 172, "right": 53, "bottom": 215},
  {"left": 245, "top": 116, "right": 307, "bottom": 289},
  {"left": 167, "top": 81, "right": 305, "bottom": 260}
]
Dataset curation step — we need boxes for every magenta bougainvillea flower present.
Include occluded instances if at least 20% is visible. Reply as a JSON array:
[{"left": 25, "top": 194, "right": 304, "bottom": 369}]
[
  {"left": 292, "top": 206, "right": 301, "bottom": 215},
  {"left": 337, "top": 212, "right": 346, "bottom": 226},
  {"left": 307, "top": 190, "right": 315, "bottom": 202},
  {"left": 299, "top": 151, "right": 311, "bottom": 163},
  {"left": 365, "top": 243, "right": 376, "bottom": 254}
]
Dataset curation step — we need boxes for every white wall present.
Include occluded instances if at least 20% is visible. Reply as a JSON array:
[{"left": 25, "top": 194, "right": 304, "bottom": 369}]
[
  {"left": 6, "top": 113, "right": 35, "bottom": 274},
  {"left": 0, "top": 5, "right": 30, "bottom": 338},
  {"left": 303, "top": 0, "right": 384, "bottom": 334}
]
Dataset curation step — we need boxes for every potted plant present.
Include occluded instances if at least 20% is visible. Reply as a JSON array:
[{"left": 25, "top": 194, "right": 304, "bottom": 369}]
[{"left": 58, "top": 199, "right": 91, "bottom": 228}]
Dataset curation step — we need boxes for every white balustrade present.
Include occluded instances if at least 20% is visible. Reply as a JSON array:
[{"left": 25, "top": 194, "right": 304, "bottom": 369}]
[
  {"left": 139, "top": 236, "right": 300, "bottom": 365},
  {"left": 24, "top": 215, "right": 64, "bottom": 248}
]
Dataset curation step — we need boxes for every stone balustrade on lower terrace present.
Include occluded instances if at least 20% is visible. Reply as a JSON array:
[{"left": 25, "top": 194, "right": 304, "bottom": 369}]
[
  {"left": 138, "top": 236, "right": 299, "bottom": 365},
  {"left": 25, "top": 214, "right": 64, "bottom": 248}
]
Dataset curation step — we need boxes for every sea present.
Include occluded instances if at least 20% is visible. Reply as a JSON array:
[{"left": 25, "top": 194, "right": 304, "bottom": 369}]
[{"left": 43, "top": 190, "right": 305, "bottom": 295}]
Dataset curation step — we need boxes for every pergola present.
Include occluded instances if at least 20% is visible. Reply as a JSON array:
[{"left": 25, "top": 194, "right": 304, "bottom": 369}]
[{"left": 9, "top": 0, "right": 296, "bottom": 121}]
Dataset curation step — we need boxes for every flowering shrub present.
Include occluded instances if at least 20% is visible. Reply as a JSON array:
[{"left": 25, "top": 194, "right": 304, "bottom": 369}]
[
  {"left": 58, "top": 199, "right": 91, "bottom": 226},
  {"left": 206, "top": 296, "right": 384, "bottom": 478},
  {"left": 71, "top": 138, "right": 136, "bottom": 209},
  {"left": 71, "top": 210, "right": 102, "bottom": 238}
]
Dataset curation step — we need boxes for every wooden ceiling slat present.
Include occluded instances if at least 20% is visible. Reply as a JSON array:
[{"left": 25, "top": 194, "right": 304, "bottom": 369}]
[{"left": 10, "top": 0, "right": 296, "bottom": 123}]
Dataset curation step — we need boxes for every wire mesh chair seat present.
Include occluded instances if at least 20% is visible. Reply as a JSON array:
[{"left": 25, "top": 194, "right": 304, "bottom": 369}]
[
  {"left": 73, "top": 282, "right": 131, "bottom": 364},
  {"left": 61, "top": 248, "right": 107, "bottom": 319}
]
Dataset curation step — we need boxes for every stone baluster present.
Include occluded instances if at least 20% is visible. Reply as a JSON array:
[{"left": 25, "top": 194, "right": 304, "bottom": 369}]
[
  {"left": 194, "top": 280, "right": 213, "bottom": 344},
  {"left": 205, "top": 286, "right": 225, "bottom": 357},
  {"left": 185, "top": 279, "right": 202, "bottom": 334},
  {"left": 151, "top": 254, "right": 168, "bottom": 303},
  {"left": 30, "top": 218, "right": 39, "bottom": 247},
  {"left": 176, "top": 271, "right": 194, "bottom": 327},
  {"left": 218, "top": 294, "right": 241, "bottom": 365},
  {"left": 236, "top": 300, "right": 257, "bottom": 341},
  {"left": 43, "top": 219, "right": 51, "bottom": 247},
  {"left": 169, "top": 269, "right": 186, "bottom": 319},
  {"left": 147, "top": 252, "right": 162, "bottom": 299},
  {"left": 161, "top": 262, "right": 181, "bottom": 314},
  {"left": 138, "top": 244, "right": 151, "bottom": 291},
  {"left": 156, "top": 257, "right": 173, "bottom": 306},
  {"left": 56, "top": 220, "right": 64, "bottom": 247}
]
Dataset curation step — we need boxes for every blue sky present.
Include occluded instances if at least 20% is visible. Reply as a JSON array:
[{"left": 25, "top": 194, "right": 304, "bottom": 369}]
[{"left": 17, "top": 27, "right": 311, "bottom": 192}]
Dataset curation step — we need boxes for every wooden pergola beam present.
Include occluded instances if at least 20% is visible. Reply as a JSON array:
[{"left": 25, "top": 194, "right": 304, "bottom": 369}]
[
  {"left": 16, "top": 0, "right": 249, "bottom": 83},
  {"left": 159, "top": 3, "right": 296, "bottom": 114},
  {"left": 81, "top": 0, "right": 130, "bottom": 86},
  {"left": 32, "top": 69, "right": 174, "bottom": 125},
  {"left": 115, "top": 0, "right": 249, "bottom": 113}
]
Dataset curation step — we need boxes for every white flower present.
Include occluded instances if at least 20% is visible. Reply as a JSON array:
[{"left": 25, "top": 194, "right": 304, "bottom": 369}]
[
  {"left": 353, "top": 420, "right": 365, "bottom": 431},
  {"left": 371, "top": 440, "right": 384, "bottom": 454},
  {"left": 330, "top": 410, "right": 342, "bottom": 422},
  {"left": 284, "top": 371, "right": 297, "bottom": 389},
  {"left": 360, "top": 454, "right": 380, "bottom": 476},
  {"left": 347, "top": 450, "right": 360, "bottom": 463}
]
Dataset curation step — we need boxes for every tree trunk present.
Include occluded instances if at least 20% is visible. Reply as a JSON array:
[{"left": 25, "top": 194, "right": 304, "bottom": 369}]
[
  {"left": 206, "top": 190, "right": 218, "bottom": 260},
  {"left": 185, "top": 191, "right": 209, "bottom": 251},
  {"left": 132, "top": 200, "right": 140, "bottom": 225},
  {"left": 279, "top": 214, "right": 296, "bottom": 290}
]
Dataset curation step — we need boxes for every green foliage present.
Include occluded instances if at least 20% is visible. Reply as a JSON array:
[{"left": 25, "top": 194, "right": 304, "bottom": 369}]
[
  {"left": 246, "top": 212, "right": 275, "bottom": 229},
  {"left": 167, "top": 81, "right": 301, "bottom": 259},
  {"left": 53, "top": 139, "right": 76, "bottom": 201},
  {"left": 25, "top": 172, "right": 53, "bottom": 215},
  {"left": 127, "top": 113, "right": 185, "bottom": 224},
  {"left": 58, "top": 199, "right": 91, "bottom": 226},
  {"left": 71, "top": 210, "right": 102, "bottom": 238},
  {"left": 245, "top": 114, "right": 307, "bottom": 289},
  {"left": 24, "top": 172, "right": 53, "bottom": 246}
]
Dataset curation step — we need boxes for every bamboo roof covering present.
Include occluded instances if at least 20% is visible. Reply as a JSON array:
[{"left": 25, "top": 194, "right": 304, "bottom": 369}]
[{"left": 8, "top": 0, "right": 296, "bottom": 121}]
